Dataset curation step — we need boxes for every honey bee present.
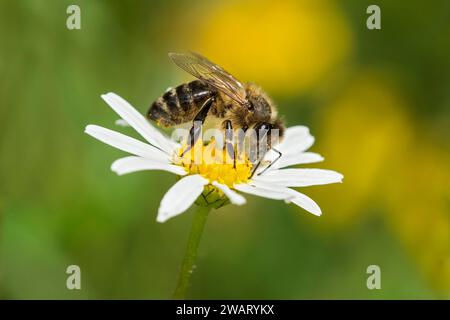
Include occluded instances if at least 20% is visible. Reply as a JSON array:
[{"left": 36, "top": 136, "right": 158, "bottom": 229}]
[{"left": 147, "top": 52, "right": 284, "bottom": 172}]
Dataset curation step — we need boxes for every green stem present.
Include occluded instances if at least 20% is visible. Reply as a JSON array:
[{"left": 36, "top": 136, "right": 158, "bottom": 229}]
[{"left": 173, "top": 205, "right": 211, "bottom": 299}]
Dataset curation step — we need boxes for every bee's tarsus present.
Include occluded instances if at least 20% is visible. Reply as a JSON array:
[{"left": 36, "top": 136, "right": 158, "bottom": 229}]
[
  {"left": 258, "top": 148, "right": 282, "bottom": 175},
  {"left": 250, "top": 160, "right": 261, "bottom": 179}
]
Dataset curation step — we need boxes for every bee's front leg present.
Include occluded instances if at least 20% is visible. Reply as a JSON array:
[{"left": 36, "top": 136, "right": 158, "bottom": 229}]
[
  {"left": 258, "top": 147, "right": 282, "bottom": 175},
  {"left": 223, "top": 120, "right": 236, "bottom": 168},
  {"left": 181, "top": 97, "right": 215, "bottom": 157}
]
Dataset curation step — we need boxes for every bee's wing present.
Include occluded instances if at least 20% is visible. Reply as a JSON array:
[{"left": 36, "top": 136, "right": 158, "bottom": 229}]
[{"left": 169, "top": 52, "right": 248, "bottom": 106}]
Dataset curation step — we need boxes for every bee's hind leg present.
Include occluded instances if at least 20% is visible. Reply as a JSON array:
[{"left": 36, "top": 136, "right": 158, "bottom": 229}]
[{"left": 181, "top": 97, "right": 215, "bottom": 157}]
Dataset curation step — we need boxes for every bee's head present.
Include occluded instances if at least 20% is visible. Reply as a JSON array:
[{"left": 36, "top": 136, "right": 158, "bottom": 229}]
[
  {"left": 245, "top": 83, "right": 274, "bottom": 118},
  {"left": 247, "top": 95, "right": 272, "bottom": 118}
]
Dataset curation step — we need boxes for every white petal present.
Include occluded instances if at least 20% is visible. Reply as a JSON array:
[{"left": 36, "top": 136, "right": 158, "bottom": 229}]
[
  {"left": 235, "top": 181, "right": 323, "bottom": 216},
  {"left": 157, "top": 175, "right": 209, "bottom": 223},
  {"left": 212, "top": 181, "right": 246, "bottom": 205},
  {"left": 284, "top": 189, "right": 322, "bottom": 216},
  {"left": 277, "top": 152, "right": 324, "bottom": 169},
  {"left": 260, "top": 151, "right": 324, "bottom": 173},
  {"left": 246, "top": 181, "right": 322, "bottom": 216},
  {"left": 101, "top": 92, "right": 175, "bottom": 154},
  {"left": 233, "top": 183, "right": 289, "bottom": 200},
  {"left": 285, "top": 125, "right": 310, "bottom": 140},
  {"left": 277, "top": 125, "right": 314, "bottom": 155},
  {"left": 254, "top": 168, "right": 343, "bottom": 187},
  {"left": 111, "top": 156, "right": 186, "bottom": 176},
  {"left": 85, "top": 125, "right": 169, "bottom": 163},
  {"left": 248, "top": 179, "right": 283, "bottom": 190},
  {"left": 115, "top": 119, "right": 130, "bottom": 127}
]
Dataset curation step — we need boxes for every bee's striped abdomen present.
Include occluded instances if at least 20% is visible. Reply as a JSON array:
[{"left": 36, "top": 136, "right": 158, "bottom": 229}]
[
  {"left": 176, "top": 83, "right": 193, "bottom": 113},
  {"left": 147, "top": 80, "right": 215, "bottom": 127}
]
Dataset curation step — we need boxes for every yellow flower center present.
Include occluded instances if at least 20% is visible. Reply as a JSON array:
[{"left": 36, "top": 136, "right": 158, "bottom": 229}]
[{"left": 174, "top": 139, "right": 252, "bottom": 188}]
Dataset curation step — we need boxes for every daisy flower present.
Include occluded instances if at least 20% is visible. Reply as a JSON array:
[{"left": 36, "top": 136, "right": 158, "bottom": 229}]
[{"left": 85, "top": 92, "right": 343, "bottom": 223}]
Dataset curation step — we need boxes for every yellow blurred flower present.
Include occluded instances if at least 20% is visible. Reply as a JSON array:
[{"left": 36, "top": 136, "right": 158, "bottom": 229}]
[
  {"left": 383, "top": 142, "right": 450, "bottom": 295},
  {"left": 313, "top": 72, "right": 413, "bottom": 227},
  {"left": 177, "top": 0, "right": 352, "bottom": 95},
  {"left": 309, "top": 71, "right": 450, "bottom": 295}
]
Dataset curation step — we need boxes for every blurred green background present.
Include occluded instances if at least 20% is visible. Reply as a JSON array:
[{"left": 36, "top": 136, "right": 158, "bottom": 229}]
[{"left": 0, "top": 0, "right": 449, "bottom": 299}]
